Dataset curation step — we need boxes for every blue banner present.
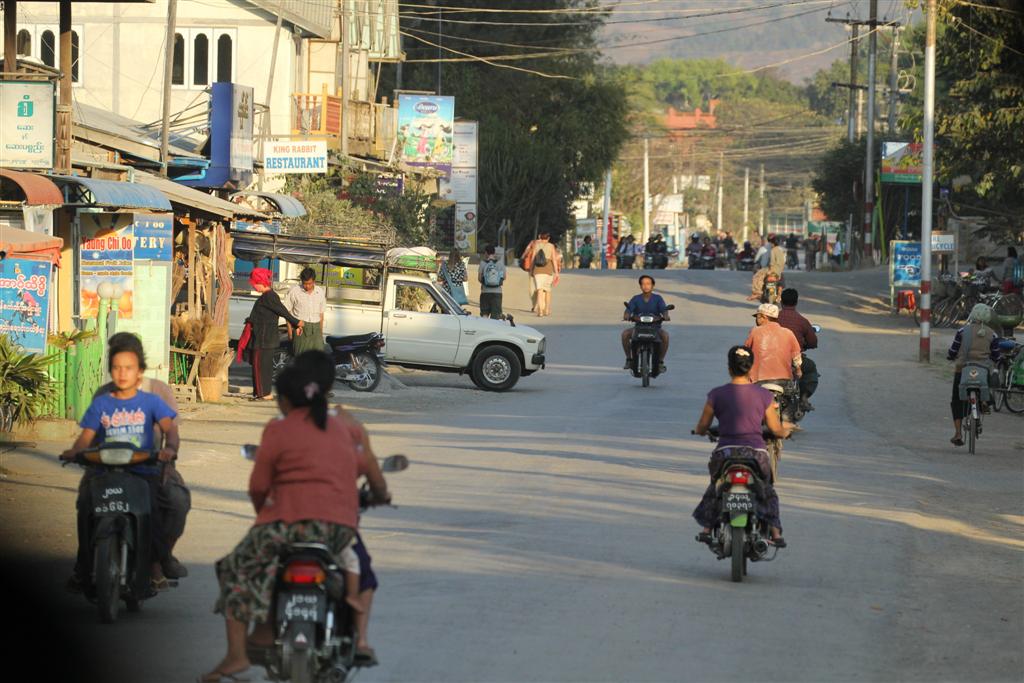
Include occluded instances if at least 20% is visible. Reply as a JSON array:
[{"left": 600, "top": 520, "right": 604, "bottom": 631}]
[
  {"left": 891, "top": 241, "right": 922, "bottom": 288},
  {"left": 0, "top": 257, "right": 52, "bottom": 353},
  {"left": 132, "top": 214, "right": 173, "bottom": 260}
]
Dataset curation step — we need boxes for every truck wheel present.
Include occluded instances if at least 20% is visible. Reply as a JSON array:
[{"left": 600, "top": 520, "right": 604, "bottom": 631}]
[{"left": 471, "top": 346, "right": 521, "bottom": 391}]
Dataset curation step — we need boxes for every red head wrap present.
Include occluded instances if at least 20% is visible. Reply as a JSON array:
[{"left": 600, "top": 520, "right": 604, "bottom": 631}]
[{"left": 249, "top": 268, "right": 273, "bottom": 288}]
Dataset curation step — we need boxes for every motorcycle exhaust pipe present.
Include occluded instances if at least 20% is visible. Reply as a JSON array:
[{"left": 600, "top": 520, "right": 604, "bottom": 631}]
[{"left": 753, "top": 539, "right": 770, "bottom": 556}]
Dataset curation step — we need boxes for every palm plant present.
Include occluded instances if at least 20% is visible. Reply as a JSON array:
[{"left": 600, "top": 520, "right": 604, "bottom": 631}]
[{"left": 0, "top": 335, "right": 57, "bottom": 432}]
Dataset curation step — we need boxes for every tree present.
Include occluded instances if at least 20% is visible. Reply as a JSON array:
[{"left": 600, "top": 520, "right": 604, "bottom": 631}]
[{"left": 811, "top": 139, "right": 866, "bottom": 224}]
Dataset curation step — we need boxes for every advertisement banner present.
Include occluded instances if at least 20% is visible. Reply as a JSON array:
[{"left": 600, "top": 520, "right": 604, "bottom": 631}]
[
  {"left": 454, "top": 203, "right": 477, "bottom": 252},
  {"left": 80, "top": 228, "right": 135, "bottom": 320},
  {"left": 439, "top": 167, "right": 478, "bottom": 204},
  {"left": 264, "top": 140, "right": 328, "bottom": 174},
  {"left": 452, "top": 120, "right": 479, "bottom": 167},
  {"left": 132, "top": 214, "right": 174, "bottom": 260},
  {"left": 881, "top": 142, "right": 924, "bottom": 184},
  {"left": 0, "top": 80, "right": 55, "bottom": 169},
  {"left": 396, "top": 95, "right": 456, "bottom": 176},
  {"left": 0, "top": 257, "right": 51, "bottom": 353},
  {"left": 890, "top": 240, "right": 922, "bottom": 288}
]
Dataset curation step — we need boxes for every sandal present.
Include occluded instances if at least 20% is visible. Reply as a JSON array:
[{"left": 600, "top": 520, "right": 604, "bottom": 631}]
[
  {"left": 696, "top": 532, "right": 713, "bottom": 546},
  {"left": 151, "top": 576, "right": 171, "bottom": 591},
  {"left": 950, "top": 437, "right": 964, "bottom": 447},
  {"left": 771, "top": 537, "right": 787, "bottom": 549},
  {"left": 354, "top": 646, "right": 379, "bottom": 668},
  {"left": 197, "top": 668, "right": 251, "bottom": 682}
]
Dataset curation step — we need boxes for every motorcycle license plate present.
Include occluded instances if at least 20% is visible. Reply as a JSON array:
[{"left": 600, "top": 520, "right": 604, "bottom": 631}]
[
  {"left": 277, "top": 590, "right": 326, "bottom": 623},
  {"left": 724, "top": 493, "right": 754, "bottom": 512}
]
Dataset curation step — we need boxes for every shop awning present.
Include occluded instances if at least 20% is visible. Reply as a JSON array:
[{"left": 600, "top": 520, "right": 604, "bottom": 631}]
[
  {"left": 0, "top": 169, "right": 64, "bottom": 205},
  {"left": 231, "top": 232, "right": 385, "bottom": 268},
  {"left": 229, "top": 191, "right": 307, "bottom": 217},
  {"left": 0, "top": 224, "right": 64, "bottom": 265},
  {"left": 136, "top": 173, "right": 268, "bottom": 220},
  {"left": 51, "top": 175, "right": 172, "bottom": 212}
]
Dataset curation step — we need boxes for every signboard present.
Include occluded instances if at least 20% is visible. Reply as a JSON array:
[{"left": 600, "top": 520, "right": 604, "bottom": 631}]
[
  {"left": 132, "top": 214, "right": 173, "bottom": 260},
  {"left": 890, "top": 240, "right": 922, "bottom": 288},
  {"left": 264, "top": 140, "right": 328, "bottom": 174},
  {"left": 454, "top": 204, "right": 477, "bottom": 252},
  {"left": 881, "top": 142, "right": 924, "bottom": 184},
  {"left": 80, "top": 227, "right": 135, "bottom": 320},
  {"left": 439, "top": 167, "right": 478, "bottom": 204},
  {"left": 451, "top": 121, "right": 479, "bottom": 168},
  {"left": 182, "top": 82, "right": 253, "bottom": 188},
  {"left": 375, "top": 174, "right": 404, "bottom": 196},
  {"left": 396, "top": 95, "right": 456, "bottom": 176},
  {"left": 808, "top": 220, "right": 844, "bottom": 235},
  {"left": 931, "top": 231, "right": 956, "bottom": 253},
  {"left": 0, "top": 81, "right": 55, "bottom": 169},
  {"left": 575, "top": 217, "right": 598, "bottom": 237},
  {"left": 0, "top": 257, "right": 51, "bottom": 353}
]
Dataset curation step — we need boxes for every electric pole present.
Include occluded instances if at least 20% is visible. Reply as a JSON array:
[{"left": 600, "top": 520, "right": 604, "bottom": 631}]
[
  {"left": 602, "top": 168, "right": 611, "bottom": 269},
  {"left": 716, "top": 151, "right": 724, "bottom": 235},
  {"left": 920, "top": 0, "right": 937, "bottom": 362},
  {"left": 888, "top": 26, "right": 901, "bottom": 134},
  {"left": 864, "top": 0, "right": 879, "bottom": 263},
  {"left": 340, "top": 0, "right": 350, "bottom": 157},
  {"left": 758, "top": 164, "right": 765, "bottom": 238},
  {"left": 743, "top": 167, "right": 750, "bottom": 243},
  {"left": 642, "top": 136, "right": 651, "bottom": 243},
  {"left": 159, "top": 0, "right": 178, "bottom": 176}
]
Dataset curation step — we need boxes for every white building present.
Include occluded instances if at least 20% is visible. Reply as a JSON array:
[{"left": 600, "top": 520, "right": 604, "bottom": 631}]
[{"left": 4, "top": 0, "right": 401, "bottom": 161}]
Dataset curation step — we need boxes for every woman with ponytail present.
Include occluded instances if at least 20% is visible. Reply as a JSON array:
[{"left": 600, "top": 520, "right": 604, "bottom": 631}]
[{"left": 201, "top": 351, "right": 390, "bottom": 682}]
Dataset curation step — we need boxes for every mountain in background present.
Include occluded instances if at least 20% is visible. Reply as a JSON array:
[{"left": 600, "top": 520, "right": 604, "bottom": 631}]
[{"left": 599, "top": 1, "right": 916, "bottom": 84}]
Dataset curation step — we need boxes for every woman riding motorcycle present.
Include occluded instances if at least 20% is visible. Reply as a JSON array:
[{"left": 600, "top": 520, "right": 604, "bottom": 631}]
[
  {"left": 692, "top": 345, "right": 790, "bottom": 547},
  {"left": 200, "top": 351, "right": 390, "bottom": 682}
]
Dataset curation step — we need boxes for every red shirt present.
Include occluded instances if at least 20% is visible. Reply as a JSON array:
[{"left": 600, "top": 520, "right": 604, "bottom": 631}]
[
  {"left": 744, "top": 321, "right": 802, "bottom": 382},
  {"left": 250, "top": 408, "right": 368, "bottom": 528},
  {"left": 777, "top": 306, "right": 818, "bottom": 351}
]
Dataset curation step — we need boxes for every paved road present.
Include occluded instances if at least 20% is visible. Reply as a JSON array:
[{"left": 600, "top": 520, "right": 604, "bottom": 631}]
[{"left": 2, "top": 266, "right": 1021, "bottom": 683}]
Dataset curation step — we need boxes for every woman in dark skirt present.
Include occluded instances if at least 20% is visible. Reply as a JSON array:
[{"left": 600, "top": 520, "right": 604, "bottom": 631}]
[{"left": 247, "top": 268, "right": 302, "bottom": 400}]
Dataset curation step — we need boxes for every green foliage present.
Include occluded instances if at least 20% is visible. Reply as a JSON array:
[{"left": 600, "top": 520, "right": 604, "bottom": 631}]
[
  {"left": 282, "top": 175, "right": 397, "bottom": 245},
  {"left": 811, "top": 139, "right": 867, "bottom": 223},
  {"left": 380, "top": 0, "right": 630, "bottom": 251},
  {"left": 47, "top": 328, "right": 98, "bottom": 350},
  {"left": 0, "top": 335, "right": 57, "bottom": 431}
]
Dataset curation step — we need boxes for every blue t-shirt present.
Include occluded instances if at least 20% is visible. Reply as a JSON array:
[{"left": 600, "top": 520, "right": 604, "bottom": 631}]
[
  {"left": 626, "top": 293, "right": 668, "bottom": 317},
  {"left": 80, "top": 390, "right": 176, "bottom": 472}
]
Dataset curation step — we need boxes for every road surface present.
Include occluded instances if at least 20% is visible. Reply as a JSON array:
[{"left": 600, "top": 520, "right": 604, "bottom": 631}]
[{"left": 1, "top": 265, "right": 1021, "bottom": 682}]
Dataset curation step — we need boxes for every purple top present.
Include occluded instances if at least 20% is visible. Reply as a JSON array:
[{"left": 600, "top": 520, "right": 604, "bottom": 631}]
[{"left": 707, "top": 383, "right": 774, "bottom": 449}]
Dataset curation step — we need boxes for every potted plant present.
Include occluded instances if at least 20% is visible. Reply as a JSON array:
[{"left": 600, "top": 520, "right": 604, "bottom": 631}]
[{"left": 0, "top": 335, "right": 57, "bottom": 433}]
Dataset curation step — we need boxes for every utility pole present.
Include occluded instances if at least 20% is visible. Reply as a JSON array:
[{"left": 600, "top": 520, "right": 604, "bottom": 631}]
[
  {"left": 642, "top": 136, "right": 651, "bottom": 243},
  {"left": 758, "top": 164, "right": 765, "bottom": 237},
  {"left": 159, "top": 0, "right": 178, "bottom": 175},
  {"left": 602, "top": 168, "right": 611, "bottom": 269},
  {"left": 257, "top": 6, "right": 284, "bottom": 191},
  {"left": 888, "top": 26, "right": 901, "bottom": 134},
  {"left": 56, "top": 0, "right": 72, "bottom": 174},
  {"left": 340, "top": 0, "right": 350, "bottom": 157},
  {"left": 716, "top": 151, "right": 724, "bottom": 235},
  {"left": 3, "top": 1, "right": 16, "bottom": 75},
  {"left": 920, "top": 0, "right": 937, "bottom": 362},
  {"left": 864, "top": 0, "right": 879, "bottom": 263},
  {"left": 743, "top": 167, "right": 750, "bottom": 243}
]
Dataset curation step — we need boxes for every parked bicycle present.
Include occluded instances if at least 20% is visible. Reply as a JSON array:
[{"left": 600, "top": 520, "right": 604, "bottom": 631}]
[{"left": 993, "top": 338, "right": 1024, "bottom": 414}]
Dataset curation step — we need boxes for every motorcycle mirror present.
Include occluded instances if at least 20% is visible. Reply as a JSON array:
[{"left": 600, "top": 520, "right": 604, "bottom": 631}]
[
  {"left": 381, "top": 454, "right": 410, "bottom": 473},
  {"left": 240, "top": 444, "right": 258, "bottom": 460},
  {"left": 812, "top": 324, "right": 822, "bottom": 333},
  {"left": 666, "top": 304, "right": 676, "bottom": 311},
  {"left": 622, "top": 301, "right": 629, "bottom": 307}
]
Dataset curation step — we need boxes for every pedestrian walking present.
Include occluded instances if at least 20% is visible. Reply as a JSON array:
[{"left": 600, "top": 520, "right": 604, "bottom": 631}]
[
  {"left": 285, "top": 267, "right": 326, "bottom": 356},
  {"left": 246, "top": 268, "right": 302, "bottom": 400},
  {"left": 478, "top": 244, "right": 505, "bottom": 319},
  {"left": 577, "top": 235, "right": 594, "bottom": 269},
  {"left": 804, "top": 235, "right": 818, "bottom": 271},
  {"left": 831, "top": 239, "right": 844, "bottom": 269},
  {"left": 530, "top": 232, "right": 559, "bottom": 317}
]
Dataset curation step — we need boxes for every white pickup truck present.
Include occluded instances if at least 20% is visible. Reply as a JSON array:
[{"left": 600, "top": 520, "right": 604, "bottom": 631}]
[{"left": 229, "top": 234, "right": 546, "bottom": 391}]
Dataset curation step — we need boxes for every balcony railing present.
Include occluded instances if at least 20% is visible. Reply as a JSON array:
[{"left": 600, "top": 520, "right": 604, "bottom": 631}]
[{"left": 291, "top": 86, "right": 396, "bottom": 161}]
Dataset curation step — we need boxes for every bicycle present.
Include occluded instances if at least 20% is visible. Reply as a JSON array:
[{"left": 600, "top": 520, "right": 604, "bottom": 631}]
[{"left": 995, "top": 339, "right": 1024, "bottom": 414}]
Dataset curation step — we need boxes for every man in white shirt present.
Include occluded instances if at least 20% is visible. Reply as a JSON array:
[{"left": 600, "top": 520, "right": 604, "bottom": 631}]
[{"left": 285, "top": 267, "right": 326, "bottom": 355}]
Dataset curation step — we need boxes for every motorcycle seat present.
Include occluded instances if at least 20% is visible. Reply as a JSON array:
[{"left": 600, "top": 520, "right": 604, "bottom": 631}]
[{"left": 326, "top": 333, "right": 379, "bottom": 349}]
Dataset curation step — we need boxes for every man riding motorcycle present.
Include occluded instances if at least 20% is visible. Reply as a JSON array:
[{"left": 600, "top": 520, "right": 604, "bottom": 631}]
[
  {"left": 777, "top": 289, "right": 819, "bottom": 412},
  {"left": 744, "top": 303, "right": 802, "bottom": 385},
  {"left": 749, "top": 236, "right": 786, "bottom": 301},
  {"left": 622, "top": 275, "right": 670, "bottom": 373}
]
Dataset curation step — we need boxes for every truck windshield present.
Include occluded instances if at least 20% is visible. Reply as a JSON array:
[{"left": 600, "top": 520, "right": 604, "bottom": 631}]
[{"left": 436, "top": 285, "right": 469, "bottom": 315}]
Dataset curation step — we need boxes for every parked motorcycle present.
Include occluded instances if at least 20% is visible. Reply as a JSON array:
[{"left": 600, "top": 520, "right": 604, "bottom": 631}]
[
  {"left": 241, "top": 446, "right": 409, "bottom": 683},
  {"left": 64, "top": 444, "right": 176, "bottom": 623},
  {"left": 326, "top": 333, "right": 386, "bottom": 392},
  {"left": 692, "top": 427, "right": 781, "bottom": 583},
  {"left": 624, "top": 303, "right": 674, "bottom": 387}
]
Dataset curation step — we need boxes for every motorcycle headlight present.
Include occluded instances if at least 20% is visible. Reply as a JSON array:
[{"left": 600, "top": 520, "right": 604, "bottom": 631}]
[
  {"left": 95, "top": 448, "right": 135, "bottom": 465},
  {"left": 639, "top": 315, "right": 655, "bottom": 323}
]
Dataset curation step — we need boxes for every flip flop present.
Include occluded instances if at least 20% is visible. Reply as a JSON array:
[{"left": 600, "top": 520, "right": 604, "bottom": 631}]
[
  {"left": 950, "top": 437, "right": 964, "bottom": 447},
  {"left": 197, "top": 668, "right": 251, "bottom": 683},
  {"left": 354, "top": 646, "right": 379, "bottom": 668},
  {"left": 151, "top": 576, "right": 171, "bottom": 592}
]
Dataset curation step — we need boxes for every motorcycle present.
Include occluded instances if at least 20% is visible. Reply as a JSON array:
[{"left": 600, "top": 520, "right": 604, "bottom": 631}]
[
  {"left": 64, "top": 444, "right": 176, "bottom": 623},
  {"left": 624, "top": 303, "right": 675, "bottom": 387},
  {"left": 737, "top": 256, "right": 756, "bottom": 272},
  {"left": 326, "top": 333, "right": 386, "bottom": 392},
  {"left": 241, "top": 446, "right": 409, "bottom": 683},
  {"left": 692, "top": 426, "right": 781, "bottom": 583}
]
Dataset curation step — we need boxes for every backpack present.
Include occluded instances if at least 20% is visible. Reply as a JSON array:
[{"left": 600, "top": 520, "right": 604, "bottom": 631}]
[
  {"left": 533, "top": 245, "right": 548, "bottom": 267},
  {"left": 483, "top": 260, "right": 503, "bottom": 287}
]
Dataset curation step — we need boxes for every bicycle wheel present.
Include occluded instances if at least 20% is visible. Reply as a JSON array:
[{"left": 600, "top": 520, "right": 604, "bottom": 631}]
[
  {"left": 1005, "top": 356, "right": 1024, "bottom": 414},
  {"left": 934, "top": 296, "right": 958, "bottom": 328},
  {"left": 993, "top": 360, "right": 1008, "bottom": 412}
]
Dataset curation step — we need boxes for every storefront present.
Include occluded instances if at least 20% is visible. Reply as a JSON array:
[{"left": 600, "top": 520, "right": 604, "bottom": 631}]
[{"left": 0, "top": 168, "right": 64, "bottom": 234}]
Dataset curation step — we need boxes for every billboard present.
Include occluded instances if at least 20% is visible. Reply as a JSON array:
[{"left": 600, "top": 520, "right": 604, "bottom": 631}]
[
  {"left": 265, "top": 140, "right": 328, "bottom": 174},
  {"left": 397, "top": 95, "right": 455, "bottom": 176},
  {"left": 182, "top": 82, "right": 254, "bottom": 188},
  {"left": 890, "top": 240, "right": 922, "bottom": 288},
  {"left": 881, "top": 142, "right": 924, "bottom": 184},
  {"left": 0, "top": 257, "right": 52, "bottom": 353},
  {"left": 0, "top": 81, "right": 55, "bottom": 169}
]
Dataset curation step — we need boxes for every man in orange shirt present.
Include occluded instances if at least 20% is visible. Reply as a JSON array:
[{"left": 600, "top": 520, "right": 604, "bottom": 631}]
[{"left": 744, "top": 303, "right": 803, "bottom": 382}]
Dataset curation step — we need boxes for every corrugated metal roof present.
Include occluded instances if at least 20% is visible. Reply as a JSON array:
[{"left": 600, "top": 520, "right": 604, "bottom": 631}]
[
  {"left": 229, "top": 191, "right": 307, "bottom": 217},
  {"left": 248, "top": 1, "right": 333, "bottom": 38},
  {"left": 136, "top": 173, "right": 268, "bottom": 220},
  {"left": 51, "top": 175, "right": 173, "bottom": 211},
  {"left": 0, "top": 169, "right": 64, "bottom": 205},
  {"left": 73, "top": 102, "right": 204, "bottom": 163}
]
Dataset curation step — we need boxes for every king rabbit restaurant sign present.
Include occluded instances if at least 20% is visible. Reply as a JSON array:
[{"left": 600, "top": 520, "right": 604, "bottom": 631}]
[{"left": 264, "top": 140, "right": 328, "bottom": 174}]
